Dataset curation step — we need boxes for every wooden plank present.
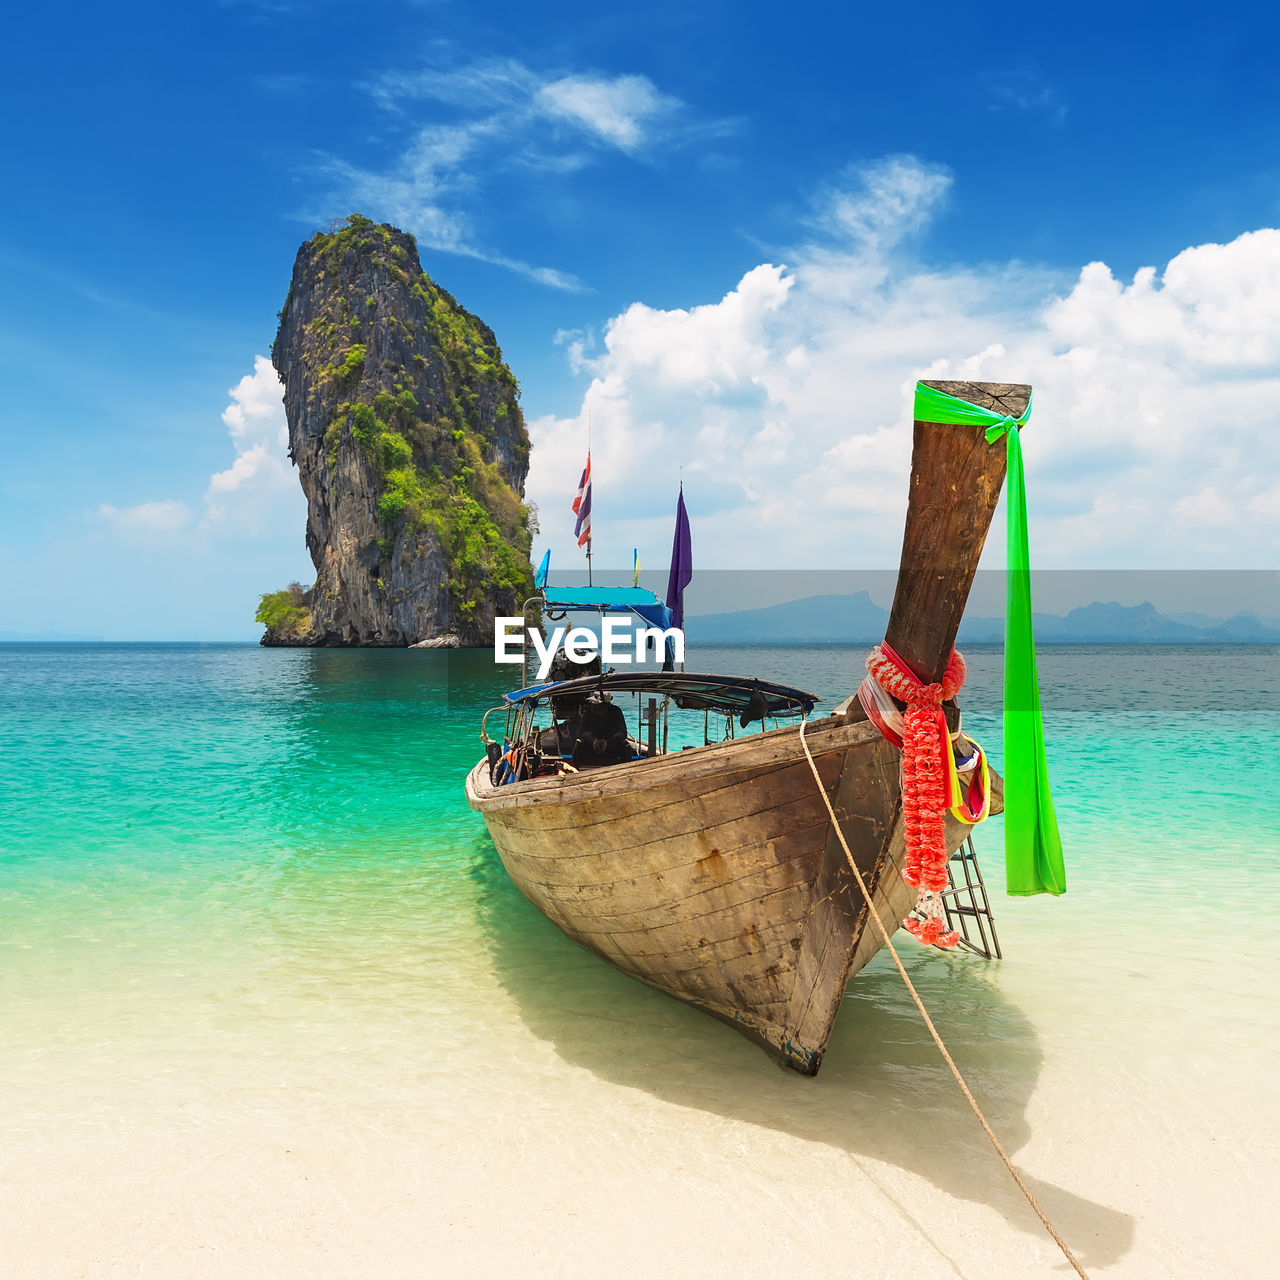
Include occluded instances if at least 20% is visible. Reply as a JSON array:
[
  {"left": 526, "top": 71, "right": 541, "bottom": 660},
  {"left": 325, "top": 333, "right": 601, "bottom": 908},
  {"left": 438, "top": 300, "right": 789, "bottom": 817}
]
[
  {"left": 776, "top": 737, "right": 902, "bottom": 1073},
  {"left": 885, "top": 380, "right": 1030, "bottom": 683},
  {"left": 469, "top": 714, "right": 881, "bottom": 814},
  {"left": 488, "top": 752, "right": 845, "bottom": 853},
  {"left": 511, "top": 818, "right": 825, "bottom": 914}
]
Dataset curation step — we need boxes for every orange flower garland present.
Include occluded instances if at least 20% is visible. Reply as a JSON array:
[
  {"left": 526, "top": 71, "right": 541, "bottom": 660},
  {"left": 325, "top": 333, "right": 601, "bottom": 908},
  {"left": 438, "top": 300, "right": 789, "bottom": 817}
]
[{"left": 864, "top": 643, "right": 964, "bottom": 949}]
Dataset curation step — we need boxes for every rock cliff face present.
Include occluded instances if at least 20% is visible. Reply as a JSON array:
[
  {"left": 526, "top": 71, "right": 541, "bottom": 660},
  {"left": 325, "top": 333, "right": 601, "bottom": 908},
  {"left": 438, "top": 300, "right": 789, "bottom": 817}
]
[{"left": 259, "top": 215, "right": 533, "bottom": 646}]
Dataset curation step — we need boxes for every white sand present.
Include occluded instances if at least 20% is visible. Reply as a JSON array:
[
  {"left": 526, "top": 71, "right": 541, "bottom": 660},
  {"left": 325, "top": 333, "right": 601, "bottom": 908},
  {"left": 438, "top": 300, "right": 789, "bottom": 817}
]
[{"left": 3, "top": 905, "right": 1274, "bottom": 1280}]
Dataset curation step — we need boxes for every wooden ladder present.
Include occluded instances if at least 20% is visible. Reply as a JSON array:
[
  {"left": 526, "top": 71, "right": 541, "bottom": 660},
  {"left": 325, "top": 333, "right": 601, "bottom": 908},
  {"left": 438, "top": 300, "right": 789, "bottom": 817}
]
[{"left": 940, "top": 837, "right": 1003, "bottom": 959}]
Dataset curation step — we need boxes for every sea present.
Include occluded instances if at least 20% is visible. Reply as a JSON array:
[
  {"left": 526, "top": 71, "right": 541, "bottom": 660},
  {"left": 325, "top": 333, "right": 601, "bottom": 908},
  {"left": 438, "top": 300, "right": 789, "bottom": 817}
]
[{"left": 2, "top": 642, "right": 1278, "bottom": 1279}]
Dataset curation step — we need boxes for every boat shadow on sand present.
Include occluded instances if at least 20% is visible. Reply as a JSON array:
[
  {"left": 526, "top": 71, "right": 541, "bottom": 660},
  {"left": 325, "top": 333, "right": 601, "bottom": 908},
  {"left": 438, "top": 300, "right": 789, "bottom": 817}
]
[{"left": 468, "top": 843, "right": 1133, "bottom": 1274}]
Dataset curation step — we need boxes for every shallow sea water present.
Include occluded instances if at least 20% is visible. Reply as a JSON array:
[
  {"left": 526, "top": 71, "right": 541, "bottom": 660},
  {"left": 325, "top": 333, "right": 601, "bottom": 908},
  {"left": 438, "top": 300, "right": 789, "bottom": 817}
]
[{"left": 1, "top": 643, "right": 1277, "bottom": 1278}]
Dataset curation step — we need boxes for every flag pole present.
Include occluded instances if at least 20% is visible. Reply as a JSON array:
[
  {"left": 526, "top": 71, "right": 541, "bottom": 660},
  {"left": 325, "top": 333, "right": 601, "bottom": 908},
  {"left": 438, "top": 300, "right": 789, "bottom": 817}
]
[{"left": 587, "top": 415, "right": 593, "bottom": 586}]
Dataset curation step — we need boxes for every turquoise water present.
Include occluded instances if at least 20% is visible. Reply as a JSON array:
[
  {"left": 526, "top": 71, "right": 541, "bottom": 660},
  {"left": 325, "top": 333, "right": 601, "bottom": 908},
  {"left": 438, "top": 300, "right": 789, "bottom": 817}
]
[
  {"left": 2, "top": 642, "right": 1278, "bottom": 1276},
  {"left": 4, "top": 640, "right": 1277, "bottom": 1093}
]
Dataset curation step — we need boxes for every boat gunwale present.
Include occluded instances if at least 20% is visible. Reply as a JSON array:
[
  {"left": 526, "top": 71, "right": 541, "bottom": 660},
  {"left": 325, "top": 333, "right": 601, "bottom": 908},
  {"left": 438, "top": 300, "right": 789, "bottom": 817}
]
[{"left": 465, "top": 711, "right": 879, "bottom": 812}]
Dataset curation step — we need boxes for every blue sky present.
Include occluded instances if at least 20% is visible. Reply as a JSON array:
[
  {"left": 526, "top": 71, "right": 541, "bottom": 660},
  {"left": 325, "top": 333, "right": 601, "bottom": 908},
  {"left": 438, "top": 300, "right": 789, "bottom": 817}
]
[{"left": 3, "top": 0, "right": 1279, "bottom": 638}]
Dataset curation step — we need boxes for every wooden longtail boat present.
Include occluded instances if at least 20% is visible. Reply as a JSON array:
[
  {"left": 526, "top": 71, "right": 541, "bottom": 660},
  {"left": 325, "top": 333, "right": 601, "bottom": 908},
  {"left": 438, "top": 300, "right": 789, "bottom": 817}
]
[{"left": 466, "top": 381, "right": 1029, "bottom": 1075}]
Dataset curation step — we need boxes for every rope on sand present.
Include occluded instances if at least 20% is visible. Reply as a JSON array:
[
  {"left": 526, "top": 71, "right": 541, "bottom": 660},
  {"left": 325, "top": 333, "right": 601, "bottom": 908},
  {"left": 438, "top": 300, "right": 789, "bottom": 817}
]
[{"left": 797, "top": 717, "right": 1090, "bottom": 1280}]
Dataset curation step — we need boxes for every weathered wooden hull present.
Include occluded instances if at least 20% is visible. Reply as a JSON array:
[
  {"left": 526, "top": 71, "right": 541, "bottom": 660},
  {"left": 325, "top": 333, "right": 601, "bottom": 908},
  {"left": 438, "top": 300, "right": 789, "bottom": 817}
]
[{"left": 466, "top": 709, "right": 999, "bottom": 1074}]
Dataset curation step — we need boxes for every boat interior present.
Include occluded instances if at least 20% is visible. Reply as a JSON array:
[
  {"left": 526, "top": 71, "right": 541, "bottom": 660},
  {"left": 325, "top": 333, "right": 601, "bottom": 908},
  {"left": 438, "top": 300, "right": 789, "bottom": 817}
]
[{"left": 482, "top": 666, "right": 820, "bottom": 785}]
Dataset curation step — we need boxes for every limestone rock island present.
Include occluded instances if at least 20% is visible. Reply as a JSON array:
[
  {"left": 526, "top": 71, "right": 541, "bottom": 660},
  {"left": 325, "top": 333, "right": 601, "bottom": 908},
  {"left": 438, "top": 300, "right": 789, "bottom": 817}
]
[{"left": 257, "top": 215, "right": 534, "bottom": 646}]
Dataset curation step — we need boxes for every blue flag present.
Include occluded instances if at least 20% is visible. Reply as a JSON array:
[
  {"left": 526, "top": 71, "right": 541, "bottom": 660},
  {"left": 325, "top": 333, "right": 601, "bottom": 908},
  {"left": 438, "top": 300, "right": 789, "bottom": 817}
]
[
  {"left": 533, "top": 549, "right": 550, "bottom": 589},
  {"left": 665, "top": 486, "right": 692, "bottom": 629}
]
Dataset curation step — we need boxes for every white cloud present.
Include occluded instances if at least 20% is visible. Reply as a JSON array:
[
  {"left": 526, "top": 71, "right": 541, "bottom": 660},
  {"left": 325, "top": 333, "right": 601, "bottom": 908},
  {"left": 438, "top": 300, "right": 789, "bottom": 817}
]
[
  {"left": 527, "top": 262, "right": 800, "bottom": 540},
  {"left": 537, "top": 74, "right": 680, "bottom": 152},
  {"left": 95, "top": 356, "right": 301, "bottom": 541},
  {"left": 97, "top": 500, "right": 191, "bottom": 534},
  {"left": 219, "top": 353, "right": 289, "bottom": 447},
  {"left": 528, "top": 157, "right": 1280, "bottom": 572},
  {"left": 204, "top": 356, "right": 295, "bottom": 526},
  {"left": 207, "top": 443, "right": 277, "bottom": 496},
  {"left": 316, "top": 55, "right": 734, "bottom": 290}
]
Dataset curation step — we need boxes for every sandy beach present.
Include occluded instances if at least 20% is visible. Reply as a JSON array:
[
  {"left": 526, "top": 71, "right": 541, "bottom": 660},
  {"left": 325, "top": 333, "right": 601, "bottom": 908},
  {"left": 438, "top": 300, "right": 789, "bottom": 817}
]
[{"left": 3, "top": 872, "right": 1275, "bottom": 1279}]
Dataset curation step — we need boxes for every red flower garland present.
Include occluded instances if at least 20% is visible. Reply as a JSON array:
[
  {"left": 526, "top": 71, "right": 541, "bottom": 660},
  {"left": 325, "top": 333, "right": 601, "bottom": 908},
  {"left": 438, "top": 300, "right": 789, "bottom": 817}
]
[{"left": 865, "top": 643, "right": 964, "bottom": 949}]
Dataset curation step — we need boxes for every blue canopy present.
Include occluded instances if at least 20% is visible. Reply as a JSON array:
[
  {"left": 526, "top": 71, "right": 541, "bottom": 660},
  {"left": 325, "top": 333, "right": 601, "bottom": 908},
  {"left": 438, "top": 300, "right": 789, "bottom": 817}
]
[{"left": 541, "top": 586, "right": 674, "bottom": 633}]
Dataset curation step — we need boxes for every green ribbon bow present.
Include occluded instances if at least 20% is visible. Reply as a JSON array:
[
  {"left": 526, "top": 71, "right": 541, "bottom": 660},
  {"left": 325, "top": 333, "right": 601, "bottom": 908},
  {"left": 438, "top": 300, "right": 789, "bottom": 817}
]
[{"left": 912, "top": 382, "right": 1067, "bottom": 897}]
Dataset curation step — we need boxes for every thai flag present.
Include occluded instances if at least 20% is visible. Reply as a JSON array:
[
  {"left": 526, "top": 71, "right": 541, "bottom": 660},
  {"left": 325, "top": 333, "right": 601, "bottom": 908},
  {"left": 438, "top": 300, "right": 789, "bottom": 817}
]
[{"left": 572, "top": 452, "right": 591, "bottom": 548}]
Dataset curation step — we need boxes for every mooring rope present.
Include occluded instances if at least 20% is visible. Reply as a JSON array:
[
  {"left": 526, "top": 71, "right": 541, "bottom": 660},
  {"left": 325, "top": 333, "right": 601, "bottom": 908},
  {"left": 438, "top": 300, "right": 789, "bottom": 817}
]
[{"left": 797, "top": 717, "right": 1090, "bottom": 1279}]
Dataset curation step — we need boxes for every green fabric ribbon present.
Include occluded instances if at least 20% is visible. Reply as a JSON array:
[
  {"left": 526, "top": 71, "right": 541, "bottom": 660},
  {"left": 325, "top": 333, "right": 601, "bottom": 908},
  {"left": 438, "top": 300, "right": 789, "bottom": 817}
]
[{"left": 912, "top": 382, "right": 1067, "bottom": 896}]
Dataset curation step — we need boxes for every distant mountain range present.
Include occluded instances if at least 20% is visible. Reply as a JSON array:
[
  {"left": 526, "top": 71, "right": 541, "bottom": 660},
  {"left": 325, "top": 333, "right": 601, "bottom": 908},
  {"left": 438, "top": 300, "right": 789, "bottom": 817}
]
[{"left": 686, "top": 592, "right": 1280, "bottom": 644}]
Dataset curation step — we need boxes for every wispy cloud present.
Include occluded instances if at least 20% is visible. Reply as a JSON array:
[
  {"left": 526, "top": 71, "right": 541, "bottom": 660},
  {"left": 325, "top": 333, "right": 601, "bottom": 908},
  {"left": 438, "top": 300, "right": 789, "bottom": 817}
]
[
  {"left": 312, "top": 144, "right": 587, "bottom": 292},
  {"left": 313, "top": 54, "right": 738, "bottom": 290},
  {"left": 367, "top": 57, "right": 696, "bottom": 153},
  {"left": 96, "top": 500, "right": 192, "bottom": 534},
  {"left": 536, "top": 74, "right": 682, "bottom": 153},
  {"left": 254, "top": 71, "right": 313, "bottom": 95},
  {"left": 981, "top": 68, "right": 1067, "bottom": 122},
  {"left": 218, "top": 0, "right": 311, "bottom": 19},
  {"left": 807, "top": 155, "right": 952, "bottom": 256},
  {"left": 368, "top": 56, "right": 538, "bottom": 113}
]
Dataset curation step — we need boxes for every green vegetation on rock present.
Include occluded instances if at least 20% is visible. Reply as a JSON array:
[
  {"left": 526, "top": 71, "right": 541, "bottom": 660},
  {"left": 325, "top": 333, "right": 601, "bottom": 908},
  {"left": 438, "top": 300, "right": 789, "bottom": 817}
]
[
  {"left": 255, "top": 583, "right": 311, "bottom": 637},
  {"left": 331, "top": 343, "right": 366, "bottom": 386},
  {"left": 327, "top": 388, "right": 533, "bottom": 616}
]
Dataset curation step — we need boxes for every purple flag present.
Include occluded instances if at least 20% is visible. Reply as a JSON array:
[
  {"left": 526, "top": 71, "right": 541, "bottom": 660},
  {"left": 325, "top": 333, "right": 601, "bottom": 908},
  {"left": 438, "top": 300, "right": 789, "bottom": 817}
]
[{"left": 665, "top": 486, "right": 692, "bottom": 628}]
